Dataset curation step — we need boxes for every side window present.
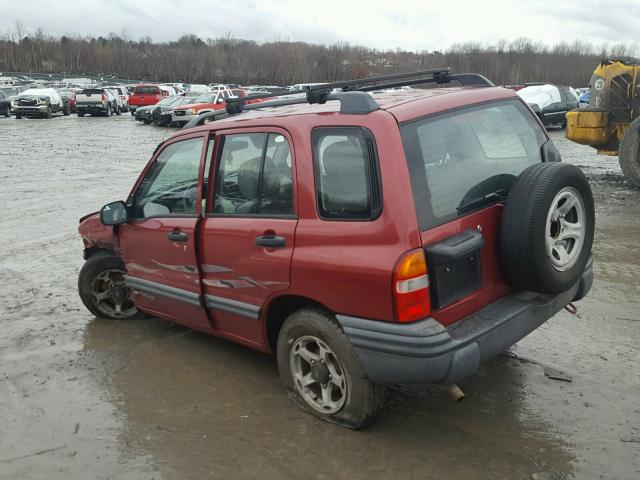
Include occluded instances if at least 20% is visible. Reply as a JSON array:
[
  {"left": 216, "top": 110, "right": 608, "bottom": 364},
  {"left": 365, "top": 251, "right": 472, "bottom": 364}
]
[
  {"left": 213, "top": 133, "right": 293, "bottom": 216},
  {"left": 312, "top": 127, "right": 381, "bottom": 220},
  {"left": 131, "top": 137, "right": 204, "bottom": 219}
]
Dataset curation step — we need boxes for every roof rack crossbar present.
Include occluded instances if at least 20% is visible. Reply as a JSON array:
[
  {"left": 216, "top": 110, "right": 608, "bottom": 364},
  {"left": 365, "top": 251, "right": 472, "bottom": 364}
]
[
  {"left": 226, "top": 67, "right": 452, "bottom": 105},
  {"left": 358, "top": 73, "right": 494, "bottom": 91},
  {"left": 182, "top": 68, "right": 495, "bottom": 130}
]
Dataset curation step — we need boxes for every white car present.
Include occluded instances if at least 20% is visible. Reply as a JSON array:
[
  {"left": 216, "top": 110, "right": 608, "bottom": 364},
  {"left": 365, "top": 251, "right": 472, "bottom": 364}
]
[{"left": 105, "top": 86, "right": 130, "bottom": 111}]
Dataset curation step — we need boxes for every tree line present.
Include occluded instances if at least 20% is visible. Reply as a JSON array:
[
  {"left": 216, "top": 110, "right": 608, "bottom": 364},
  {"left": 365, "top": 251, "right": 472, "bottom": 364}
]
[{"left": 0, "top": 27, "right": 638, "bottom": 87}]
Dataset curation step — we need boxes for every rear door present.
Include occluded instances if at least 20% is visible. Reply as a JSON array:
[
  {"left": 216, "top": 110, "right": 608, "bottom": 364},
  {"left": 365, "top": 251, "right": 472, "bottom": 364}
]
[
  {"left": 200, "top": 129, "right": 297, "bottom": 346},
  {"left": 400, "top": 99, "right": 547, "bottom": 326},
  {"left": 119, "top": 133, "right": 211, "bottom": 330}
]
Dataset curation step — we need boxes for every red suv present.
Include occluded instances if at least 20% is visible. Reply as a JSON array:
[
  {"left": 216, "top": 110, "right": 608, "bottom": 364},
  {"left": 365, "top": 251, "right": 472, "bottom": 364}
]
[{"left": 77, "top": 69, "right": 594, "bottom": 428}]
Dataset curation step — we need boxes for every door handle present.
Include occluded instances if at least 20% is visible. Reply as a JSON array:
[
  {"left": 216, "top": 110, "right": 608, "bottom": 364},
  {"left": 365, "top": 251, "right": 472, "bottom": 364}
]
[
  {"left": 167, "top": 230, "right": 188, "bottom": 242},
  {"left": 255, "top": 235, "right": 286, "bottom": 247}
]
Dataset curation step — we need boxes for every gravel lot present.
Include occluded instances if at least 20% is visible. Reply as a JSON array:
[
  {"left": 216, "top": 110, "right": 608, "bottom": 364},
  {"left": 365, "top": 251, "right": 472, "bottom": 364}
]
[{"left": 1, "top": 115, "right": 639, "bottom": 480}]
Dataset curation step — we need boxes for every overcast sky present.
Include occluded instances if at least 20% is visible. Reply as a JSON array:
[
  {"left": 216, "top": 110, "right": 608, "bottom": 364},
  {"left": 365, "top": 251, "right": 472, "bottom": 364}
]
[{"left": 1, "top": 0, "right": 638, "bottom": 51}]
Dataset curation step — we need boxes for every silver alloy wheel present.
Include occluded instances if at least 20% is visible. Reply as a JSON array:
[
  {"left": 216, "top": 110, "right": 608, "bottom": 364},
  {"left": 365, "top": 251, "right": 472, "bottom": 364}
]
[
  {"left": 289, "top": 335, "right": 348, "bottom": 414},
  {"left": 90, "top": 269, "right": 138, "bottom": 318},
  {"left": 545, "top": 187, "right": 586, "bottom": 272}
]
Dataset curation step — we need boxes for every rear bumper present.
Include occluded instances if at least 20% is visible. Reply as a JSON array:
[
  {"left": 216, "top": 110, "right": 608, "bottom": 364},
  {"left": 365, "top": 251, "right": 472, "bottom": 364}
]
[
  {"left": 337, "top": 256, "right": 593, "bottom": 385},
  {"left": 77, "top": 104, "right": 107, "bottom": 113}
]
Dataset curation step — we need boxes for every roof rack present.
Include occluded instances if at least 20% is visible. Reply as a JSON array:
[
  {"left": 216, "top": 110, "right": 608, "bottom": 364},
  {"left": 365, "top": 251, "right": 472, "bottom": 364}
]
[{"left": 182, "top": 68, "right": 494, "bottom": 130}]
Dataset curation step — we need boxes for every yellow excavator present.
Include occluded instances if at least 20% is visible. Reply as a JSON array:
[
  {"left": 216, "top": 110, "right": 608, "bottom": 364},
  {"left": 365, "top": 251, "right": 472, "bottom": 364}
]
[{"left": 565, "top": 59, "right": 640, "bottom": 187}]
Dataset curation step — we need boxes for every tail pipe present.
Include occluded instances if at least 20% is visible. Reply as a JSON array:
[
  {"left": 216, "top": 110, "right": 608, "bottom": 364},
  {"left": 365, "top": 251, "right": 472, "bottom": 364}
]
[{"left": 447, "top": 383, "right": 466, "bottom": 402}]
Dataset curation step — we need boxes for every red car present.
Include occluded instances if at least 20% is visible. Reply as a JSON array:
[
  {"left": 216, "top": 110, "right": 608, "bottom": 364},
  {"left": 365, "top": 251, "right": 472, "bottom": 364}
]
[
  {"left": 128, "top": 84, "right": 165, "bottom": 113},
  {"left": 77, "top": 69, "right": 594, "bottom": 428},
  {"left": 171, "top": 86, "right": 254, "bottom": 127}
]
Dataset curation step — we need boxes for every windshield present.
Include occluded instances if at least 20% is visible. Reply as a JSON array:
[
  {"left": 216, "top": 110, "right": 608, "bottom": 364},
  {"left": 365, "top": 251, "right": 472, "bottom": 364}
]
[
  {"left": 400, "top": 99, "right": 546, "bottom": 230},
  {"left": 158, "top": 96, "right": 180, "bottom": 106},
  {"left": 194, "top": 93, "right": 216, "bottom": 103}
]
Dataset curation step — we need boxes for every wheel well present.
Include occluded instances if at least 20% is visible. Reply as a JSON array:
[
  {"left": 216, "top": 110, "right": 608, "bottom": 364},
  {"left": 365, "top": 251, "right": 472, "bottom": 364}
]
[
  {"left": 84, "top": 247, "right": 115, "bottom": 260},
  {"left": 265, "top": 295, "right": 329, "bottom": 352}
]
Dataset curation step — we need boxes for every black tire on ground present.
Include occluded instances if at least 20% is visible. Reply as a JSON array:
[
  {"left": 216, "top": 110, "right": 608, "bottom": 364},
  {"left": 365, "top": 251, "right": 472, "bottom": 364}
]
[
  {"left": 78, "top": 251, "right": 144, "bottom": 320},
  {"left": 15, "top": 113, "right": 22, "bottom": 119},
  {"left": 500, "top": 162, "right": 595, "bottom": 294},
  {"left": 105, "top": 105, "right": 111, "bottom": 117},
  {"left": 3, "top": 106, "right": 9, "bottom": 117},
  {"left": 618, "top": 116, "right": 640, "bottom": 188},
  {"left": 115, "top": 106, "right": 122, "bottom": 115},
  {"left": 63, "top": 103, "right": 70, "bottom": 116},
  {"left": 77, "top": 112, "right": 85, "bottom": 117},
  {"left": 45, "top": 106, "right": 52, "bottom": 119},
  {"left": 143, "top": 119, "right": 151, "bottom": 124},
  {"left": 131, "top": 110, "right": 135, "bottom": 115},
  {"left": 276, "top": 308, "right": 386, "bottom": 429}
]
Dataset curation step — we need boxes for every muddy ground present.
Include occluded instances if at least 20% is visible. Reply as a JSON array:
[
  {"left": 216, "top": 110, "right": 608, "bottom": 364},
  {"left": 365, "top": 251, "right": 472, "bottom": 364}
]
[{"left": 0, "top": 115, "right": 639, "bottom": 480}]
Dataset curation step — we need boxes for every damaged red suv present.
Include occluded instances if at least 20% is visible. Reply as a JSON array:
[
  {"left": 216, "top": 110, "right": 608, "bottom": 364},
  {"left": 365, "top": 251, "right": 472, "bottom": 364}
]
[{"left": 77, "top": 69, "right": 594, "bottom": 428}]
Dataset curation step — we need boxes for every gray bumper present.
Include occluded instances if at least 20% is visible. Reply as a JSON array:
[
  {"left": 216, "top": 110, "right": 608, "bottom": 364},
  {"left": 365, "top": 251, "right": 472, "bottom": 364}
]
[{"left": 337, "top": 257, "right": 593, "bottom": 385}]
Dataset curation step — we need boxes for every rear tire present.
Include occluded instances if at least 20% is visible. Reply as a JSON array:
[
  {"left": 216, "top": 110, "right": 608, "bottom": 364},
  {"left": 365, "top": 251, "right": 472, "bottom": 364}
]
[
  {"left": 63, "top": 103, "right": 70, "bottom": 116},
  {"left": 500, "top": 162, "right": 594, "bottom": 294},
  {"left": 78, "top": 251, "right": 143, "bottom": 320},
  {"left": 45, "top": 106, "right": 52, "bottom": 119},
  {"left": 618, "top": 117, "right": 640, "bottom": 188},
  {"left": 15, "top": 113, "right": 22, "bottom": 119},
  {"left": 276, "top": 309, "right": 386, "bottom": 429},
  {"left": 105, "top": 105, "right": 111, "bottom": 117},
  {"left": 77, "top": 112, "right": 85, "bottom": 117},
  {"left": 3, "top": 106, "right": 9, "bottom": 117}
]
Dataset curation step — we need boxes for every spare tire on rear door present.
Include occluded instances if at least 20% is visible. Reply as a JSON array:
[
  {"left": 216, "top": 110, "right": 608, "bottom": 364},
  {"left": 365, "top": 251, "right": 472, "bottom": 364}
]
[{"left": 500, "top": 162, "right": 594, "bottom": 294}]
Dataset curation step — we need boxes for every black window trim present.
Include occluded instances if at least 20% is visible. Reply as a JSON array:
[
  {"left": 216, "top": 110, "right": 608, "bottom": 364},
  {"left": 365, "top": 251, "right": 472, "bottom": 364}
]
[
  {"left": 209, "top": 131, "right": 296, "bottom": 219},
  {"left": 127, "top": 135, "right": 206, "bottom": 221},
  {"left": 311, "top": 126, "right": 383, "bottom": 222},
  {"left": 399, "top": 98, "right": 546, "bottom": 231}
]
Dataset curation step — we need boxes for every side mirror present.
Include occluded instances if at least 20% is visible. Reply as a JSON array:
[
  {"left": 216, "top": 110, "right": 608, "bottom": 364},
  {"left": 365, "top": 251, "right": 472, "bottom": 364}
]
[
  {"left": 541, "top": 140, "right": 562, "bottom": 163},
  {"left": 100, "top": 201, "right": 128, "bottom": 225}
]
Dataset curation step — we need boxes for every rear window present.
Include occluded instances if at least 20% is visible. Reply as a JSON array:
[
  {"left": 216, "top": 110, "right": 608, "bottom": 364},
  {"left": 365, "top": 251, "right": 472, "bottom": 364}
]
[
  {"left": 312, "top": 127, "right": 382, "bottom": 220},
  {"left": 134, "top": 86, "right": 160, "bottom": 95},
  {"left": 400, "top": 99, "right": 545, "bottom": 230}
]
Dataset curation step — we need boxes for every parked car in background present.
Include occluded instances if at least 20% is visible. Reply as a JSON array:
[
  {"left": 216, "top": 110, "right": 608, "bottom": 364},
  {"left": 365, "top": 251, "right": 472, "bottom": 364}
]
[
  {"left": 0, "top": 90, "right": 12, "bottom": 117},
  {"left": 106, "top": 88, "right": 128, "bottom": 113},
  {"left": 13, "top": 88, "right": 68, "bottom": 119},
  {"left": 578, "top": 89, "right": 590, "bottom": 107},
  {"left": 183, "top": 84, "right": 211, "bottom": 95},
  {"left": 288, "top": 82, "right": 328, "bottom": 92},
  {"left": 76, "top": 88, "right": 119, "bottom": 117},
  {"left": 171, "top": 86, "right": 235, "bottom": 127},
  {"left": 151, "top": 96, "right": 197, "bottom": 126},
  {"left": 57, "top": 89, "right": 78, "bottom": 113},
  {"left": 159, "top": 85, "right": 177, "bottom": 97},
  {"left": 105, "top": 86, "right": 130, "bottom": 111},
  {"left": 517, "top": 84, "right": 579, "bottom": 127},
  {"left": 129, "top": 84, "right": 165, "bottom": 113}
]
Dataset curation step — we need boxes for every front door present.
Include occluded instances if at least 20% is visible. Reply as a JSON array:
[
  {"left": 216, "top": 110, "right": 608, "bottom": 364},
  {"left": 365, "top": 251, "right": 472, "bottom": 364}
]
[
  {"left": 119, "top": 134, "right": 210, "bottom": 330},
  {"left": 200, "top": 130, "right": 297, "bottom": 347}
]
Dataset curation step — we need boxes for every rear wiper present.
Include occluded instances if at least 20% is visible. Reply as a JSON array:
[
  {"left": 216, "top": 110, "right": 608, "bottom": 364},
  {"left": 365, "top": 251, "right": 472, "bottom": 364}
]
[{"left": 456, "top": 189, "right": 508, "bottom": 213}]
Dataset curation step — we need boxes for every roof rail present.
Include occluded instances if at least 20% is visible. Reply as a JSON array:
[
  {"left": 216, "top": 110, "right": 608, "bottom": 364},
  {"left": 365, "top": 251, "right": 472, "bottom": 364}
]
[{"left": 182, "top": 68, "right": 494, "bottom": 130}]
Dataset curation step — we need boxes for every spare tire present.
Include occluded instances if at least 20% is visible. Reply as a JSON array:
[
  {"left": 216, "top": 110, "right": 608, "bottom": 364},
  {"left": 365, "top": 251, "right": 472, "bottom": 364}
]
[
  {"left": 500, "top": 162, "right": 594, "bottom": 294},
  {"left": 618, "top": 117, "right": 640, "bottom": 188}
]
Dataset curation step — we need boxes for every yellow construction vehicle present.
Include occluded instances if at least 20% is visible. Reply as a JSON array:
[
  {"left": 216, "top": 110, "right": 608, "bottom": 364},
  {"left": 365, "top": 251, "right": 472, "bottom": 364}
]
[{"left": 565, "top": 59, "right": 640, "bottom": 187}]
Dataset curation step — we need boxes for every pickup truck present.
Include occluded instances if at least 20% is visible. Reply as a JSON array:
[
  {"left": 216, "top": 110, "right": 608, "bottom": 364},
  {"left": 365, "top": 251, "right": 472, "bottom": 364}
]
[
  {"left": 76, "top": 89, "right": 120, "bottom": 117},
  {"left": 13, "top": 88, "right": 69, "bottom": 119},
  {"left": 129, "top": 84, "right": 166, "bottom": 113}
]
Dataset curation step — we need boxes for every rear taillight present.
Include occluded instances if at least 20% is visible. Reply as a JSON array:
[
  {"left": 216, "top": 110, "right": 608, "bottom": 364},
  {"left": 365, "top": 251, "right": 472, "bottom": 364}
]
[
  {"left": 393, "top": 249, "right": 431, "bottom": 323},
  {"left": 101, "top": 94, "right": 107, "bottom": 101}
]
